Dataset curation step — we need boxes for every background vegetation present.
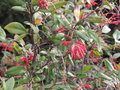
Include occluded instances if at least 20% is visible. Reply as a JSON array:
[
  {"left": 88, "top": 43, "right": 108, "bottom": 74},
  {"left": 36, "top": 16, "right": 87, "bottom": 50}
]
[{"left": 0, "top": 0, "right": 120, "bottom": 90}]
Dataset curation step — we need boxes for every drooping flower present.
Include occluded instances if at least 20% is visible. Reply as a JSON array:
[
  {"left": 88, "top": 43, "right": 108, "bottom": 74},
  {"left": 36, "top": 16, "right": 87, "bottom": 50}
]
[
  {"left": 37, "top": 0, "right": 48, "bottom": 9},
  {"left": 69, "top": 41, "right": 87, "bottom": 60},
  {"left": 60, "top": 41, "right": 71, "bottom": 46}
]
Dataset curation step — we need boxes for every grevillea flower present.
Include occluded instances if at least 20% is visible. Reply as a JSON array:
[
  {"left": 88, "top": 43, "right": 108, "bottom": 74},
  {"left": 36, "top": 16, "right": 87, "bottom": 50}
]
[
  {"left": 20, "top": 54, "right": 34, "bottom": 66},
  {"left": 74, "top": 86, "right": 81, "bottom": 90},
  {"left": 85, "top": 0, "right": 98, "bottom": 8},
  {"left": 0, "top": 43, "right": 7, "bottom": 47},
  {"left": 27, "top": 54, "right": 34, "bottom": 61},
  {"left": 83, "top": 84, "right": 92, "bottom": 88},
  {"left": 114, "top": 65, "right": 119, "bottom": 70},
  {"left": 91, "top": 2, "right": 98, "bottom": 5},
  {"left": 70, "top": 41, "right": 87, "bottom": 60},
  {"left": 60, "top": 41, "right": 71, "bottom": 46},
  {"left": 55, "top": 27, "right": 65, "bottom": 32},
  {"left": 110, "top": 20, "right": 120, "bottom": 25},
  {"left": 20, "top": 57, "right": 29, "bottom": 66},
  {"left": 37, "top": 0, "right": 48, "bottom": 9},
  {"left": 74, "top": 84, "right": 92, "bottom": 90},
  {"left": 0, "top": 43, "right": 13, "bottom": 52},
  {"left": 79, "top": 15, "right": 87, "bottom": 19}
]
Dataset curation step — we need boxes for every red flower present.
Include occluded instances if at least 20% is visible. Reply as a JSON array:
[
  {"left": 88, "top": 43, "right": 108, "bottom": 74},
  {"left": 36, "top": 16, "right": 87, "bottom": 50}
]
[
  {"left": 70, "top": 41, "right": 87, "bottom": 60},
  {"left": 114, "top": 65, "right": 119, "bottom": 70},
  {"left": 37, "top": 0, "right": 48, "bottom": 9},
  {"left": 74, "top": 86, "right": 81, "bottom": 90},
  {"left": 55, "top": 27, "right": 65, "bottom": 32},
  {"left": 27, "top": 54, "right": 34, "bottom": 61},
  {"left": 0, "top": 43, "right": 7, "bottom": 48},
  {"left": 85, "top": 4, "right": 91, "bottom": 8},
  {"left": 83, "top": 84, "right": 92, "bottom": 88},
  {"left": 110, "top": 20, "right": 120, "bottom": 25},
  {"left": 20, "top": 57, "right": 29, "bottom": 66},
  {"left": 74, "top": 84, "right": 92, "bottom": 90},
  {"left": 7, "top": 47, "right": 13, "bottom": 52},
  {"left": 60, "top": 41, "right": 71, "bottom": 46},
  {"left": 79, "top": 15, "right": 87, "bottom": 19},
  {"left": 91, "top": 2, "right": 98, "bottom": 5},
  {"left": 0, "top": 43, "right": 13, "bottom": 52}
]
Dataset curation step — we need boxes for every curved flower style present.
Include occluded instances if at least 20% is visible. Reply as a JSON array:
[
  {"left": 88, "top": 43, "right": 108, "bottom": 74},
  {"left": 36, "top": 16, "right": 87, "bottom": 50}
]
[
  {"left": 69, "top": 41, "right": 87, "bottom": 60},
  {"left": 37, "top": 0, "right": 48, "bottom": 9}
]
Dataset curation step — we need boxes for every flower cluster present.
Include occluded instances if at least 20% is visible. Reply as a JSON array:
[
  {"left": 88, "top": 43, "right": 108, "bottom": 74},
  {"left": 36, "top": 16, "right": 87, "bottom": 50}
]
[
  {"left": 60, "top": 41, "right": 87, "bottom": 60},
  {"left": 37, "top": 0, "right": 48, "bottom": 9},
  {"left": 19, "top": 54, "right": 34, "bottom": 66},
  {"left": 0, "top": 43, "right": 12, "bottom": 52},
  {"left": 101, "top": 9, "right": 120, "bottom": 25}
]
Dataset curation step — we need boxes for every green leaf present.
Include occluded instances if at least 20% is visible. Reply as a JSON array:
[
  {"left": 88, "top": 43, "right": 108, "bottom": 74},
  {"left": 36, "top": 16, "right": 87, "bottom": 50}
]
[
  {"left": 13, "top": 42, "right": 22, "bottom": 54},
  {"left": 4, "top": 22, "right": 27, "bottom": 34},
  {"left": 88, "top": 31, "right": 99, "bottom": 42},
  {"left": 113, "top": 30, "right": 120, "bottom": 43},
  {"left": 0, "top": 26, "right": 6, "bottom": 41},
  {"left": 75, "top": 30, "right": 89, "bottom": 41},
  {"left": 12, "top": 6, "right": 25, "bottom": 12},
  {"left": 104, "top": 59, "right": 115, "bottom": 72},
  {"left": 93, "top": 49, "right": 103, "bottom": 56},
  {"left": 43, "top": 82, "right": 53, "bottom": 89},
  {"left": 81, "top": 65, "right": 93, "bottom": 73},
  {"left": 77, "top": 73, "right": 87, "bottom": 79},
  {"left": 6, "top": 66, "right": 26, "bottom": 75},
  {"left": 77, "top": 65, "right": 93, "bottom": 74},
  {"left": 8, "top": 0, "right": 25, "bottom": 5},
  {"left": 6, "top": 77, "right": 15, "bottom": 90},
  {"left": 2, "top": 78, "right": 6, "bottom": 90},
  {"left": 88, "top": 16, "right": 105, "bottom": 23},
  {"left": 103, "top": 1, "right": 112, "bottom": 9},
  {"left": 98, "top": 73, "right": 112, "bottom": 80},
  {"left": 14, "top": 85, "right": 27, "bottom": 90},
  {"left": 113, "top": 53, "right": 120, "bottom": 59},
  {"left": 14, "top": 34, "right": 26, "bottom": 45},
  {"left": 42, "top": 1, "right": 67, "bottom": 12}
]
